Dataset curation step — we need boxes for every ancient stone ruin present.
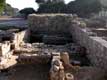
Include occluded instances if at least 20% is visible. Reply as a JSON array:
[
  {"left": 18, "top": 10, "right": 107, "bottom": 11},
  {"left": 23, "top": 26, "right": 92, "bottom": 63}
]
[{"left": 0, "top": 14, "right": 106, "bottom": 80}]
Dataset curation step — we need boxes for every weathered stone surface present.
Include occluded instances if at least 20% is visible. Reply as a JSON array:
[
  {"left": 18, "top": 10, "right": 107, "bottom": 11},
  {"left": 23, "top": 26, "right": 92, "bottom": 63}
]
[
  {"left": 0, "top": 56, "right": 18, "bottom": 69},
  {"left": 65, "top": 73, "right": 74, "bottom": 80},
  {"left": 50, "top": 70, "right": 59, "bottom": 80},
  {"left": 53, "top": 65, "right": 60, "bottom": 72},
  {"left": 52, "top": 52, "right": 60, "bottom": 56},
  {"left": 28, "top": 14, "right": 72, "bottom": 44},
  {"left": 60, "top": 52, "right": 70, "bottom": 65},
  {"left": 53, "top": 60, "right": 61, "bottom": 66},
  {"left": 12, "top": 30, "right": 29, "bottom": 49},
  {"left": 0, "top": 41, "right": 11, "bottom": 56},
  {"left": 28, "top": 14, "right": 72, "bottom": 35},
  {"left": 50, "top": 56, "right": 65, "bottom": 80},
  {"left": 70, "top": 20, "right": 107, "bottom": 70},
  {"left": 74, "top": 67, "right": 105, "bottom": 80},
  {"left": 59, "top": 69, "right": 65, "bottom": 80}
]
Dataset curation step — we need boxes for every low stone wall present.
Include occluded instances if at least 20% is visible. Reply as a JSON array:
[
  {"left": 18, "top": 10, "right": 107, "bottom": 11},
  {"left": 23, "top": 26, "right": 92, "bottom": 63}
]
[
  {"left": 28, "top": 14, "right": 107, "bottom": 71},
  {"left": 13, "top": 30, "right": 29, "bottom": 49},
  {"left": 0, "top": 41, "right": 11, "bottom": 56},
  {"left": 28, "top": 14, "right": 72, "bottom": 35},
  {"left": 70, "top": 22, "right": 107, "bottom": 70}
]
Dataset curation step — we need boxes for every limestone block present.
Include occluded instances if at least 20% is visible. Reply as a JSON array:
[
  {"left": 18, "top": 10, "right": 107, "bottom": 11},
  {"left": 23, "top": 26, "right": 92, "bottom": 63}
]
[
  {"left": 28, "top": 14, "right": 72, "bottom": 34},
  {"left": 0, "top": 58, "right": 7, "bottom": 65},
  {"left": 50, "top": 58, "right": 65, "bottom": 80},
  {"left": 53, "top": 56, "right": 61, "bottom": 60},
  {"left": 53, "top": 59, "right": 61, "bottom": 66},
  {"left": 0, "top": 41, "right": 11, "bottom": 56},
  {"left": 50, "top": 66, "right": 59, "bottom": 80},
  {"left": 52, "top": 52, "right": 60, "bottom": 56},
  {"left": 61, "top": 52, "right": 70, "bottom": 65},
  {"left": 0, "top": 56, "right": 17, "bottom": 69},
  {"left": 53, "top": 65, "right": 60, "bottom": 72},
  {"left": 50, "top": 71, "right": 59, "bottom": 80},
  {"left": 59, "top": 69, "right": 65, "bottom": 80}
]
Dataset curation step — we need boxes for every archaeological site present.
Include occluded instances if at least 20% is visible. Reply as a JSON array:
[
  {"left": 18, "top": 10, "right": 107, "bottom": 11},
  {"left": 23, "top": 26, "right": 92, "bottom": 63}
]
[{"left": 0, "top": 14, "right": 107, "bottom": 80}]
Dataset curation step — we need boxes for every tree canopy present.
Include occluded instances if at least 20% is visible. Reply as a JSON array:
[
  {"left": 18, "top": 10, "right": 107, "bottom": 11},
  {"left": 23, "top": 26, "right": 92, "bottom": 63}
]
[
  {"left": 67, "top": 0, "right": 102, "bottom": 17},
  {"left": 0, "top": 0, "right": 6, "bottom": 14},
  {"left": 37, "top": 2, "right": 66, "bottom": 13},
  {"left": 37, "top": 0, "right": 102, "bottom": 17},
  {"left": 19, "top": 8, "right": 36, "bottom": 18},
  {"left": 4, "top": 4, "right": 14, "bottom": 16}
]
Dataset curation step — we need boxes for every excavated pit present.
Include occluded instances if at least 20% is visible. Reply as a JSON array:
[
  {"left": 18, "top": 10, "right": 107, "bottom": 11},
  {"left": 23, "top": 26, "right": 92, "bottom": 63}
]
[
  {"left": 10, "top": 64, "right": 50, "bottom": 80},
  {"left": 0, "top": 32, "right": 91, "bottom": 80},
  {"left": 0, "top": 14, "right": 95, "bottom": 80},
  {"left": 29, "top": 30, "right": 72, "bottom": 45},
  {"left": 0, "top": 64, "right": 50, "bottom": 80}
]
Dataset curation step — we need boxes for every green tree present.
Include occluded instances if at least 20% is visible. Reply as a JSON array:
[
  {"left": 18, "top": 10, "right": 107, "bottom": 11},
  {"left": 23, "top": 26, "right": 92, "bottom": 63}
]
[
  {"left": 0, "top": 0, "right": 5, "bottom": 14},
  {"left": 67, "top": 0, "right": 102, "bottom": 17},
  {"left": 37, "top": 2, "right": 66, "bottom": 13},
  {"left": 4, "top": 4, "right": 14, "bottom": 16},
  {"left": 19, "top": 8, "right": 36, "bottom": 18}
]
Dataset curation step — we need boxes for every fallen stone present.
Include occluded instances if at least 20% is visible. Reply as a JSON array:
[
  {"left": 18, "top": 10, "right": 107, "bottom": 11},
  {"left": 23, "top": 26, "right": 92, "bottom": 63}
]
[
  {"left": 65, "top": 73, "right": 74, "bottom": 80},
  {"left": 61, "top": 52, "right": 70, "bottom": 65}
]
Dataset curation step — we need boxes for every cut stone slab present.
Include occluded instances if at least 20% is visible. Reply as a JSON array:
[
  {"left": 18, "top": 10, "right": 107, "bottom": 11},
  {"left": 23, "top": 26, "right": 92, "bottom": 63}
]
[{"left": 0, "top": 56, "right": 18, "bottom": 70}]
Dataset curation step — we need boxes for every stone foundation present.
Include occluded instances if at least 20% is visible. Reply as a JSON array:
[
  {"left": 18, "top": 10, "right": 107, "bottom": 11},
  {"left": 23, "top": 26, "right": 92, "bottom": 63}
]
[
  {"left": 28, "top": 14, "right": 72, "bottom": 44},
  {"left": 0, "top": 14, "right": 107, "bottom": 80},
  {"left": 28, "top": 14, "right": 107, "bottom": 71},
  {"left": 70, "top": 21, "right": 107, "bottom": 70}
]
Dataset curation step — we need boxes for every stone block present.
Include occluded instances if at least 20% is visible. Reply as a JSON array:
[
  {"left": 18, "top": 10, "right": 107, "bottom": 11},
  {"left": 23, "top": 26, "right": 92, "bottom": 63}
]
[
  {"left": 60, "top": 52, "right": 70, "bottom": 65},
  {"left": 52, "top": 52, "right": 60, "bottom": 56},
  {"left": 59, "top": 69, "right": 65, "bottom": 80}
]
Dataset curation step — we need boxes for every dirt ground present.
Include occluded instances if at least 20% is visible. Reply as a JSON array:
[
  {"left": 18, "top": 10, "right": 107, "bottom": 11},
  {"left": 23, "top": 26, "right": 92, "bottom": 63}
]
[
  {"left": 0, "top": 18, "right": 27, "bottom": 28},
  {"left": 0, "top": 64, "right": 50, "bottom": 80}
]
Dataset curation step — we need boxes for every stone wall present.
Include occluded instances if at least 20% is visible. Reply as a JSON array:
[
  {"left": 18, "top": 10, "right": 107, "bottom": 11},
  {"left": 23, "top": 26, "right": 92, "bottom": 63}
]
[
  {"left": 13, "top": 30, "right": 29, "bottom": 49},
  {"left": 28, "top": 14, "right": 107, "bottom": 71},
  {"left": 28, "top": 14, "right": 72, "bottom": 35},
  {"left": 70, "top": 22, "right": 107, "bottom": 70},
  {"left": 0, "top": 41, "right": 11, "bottom": 57}
]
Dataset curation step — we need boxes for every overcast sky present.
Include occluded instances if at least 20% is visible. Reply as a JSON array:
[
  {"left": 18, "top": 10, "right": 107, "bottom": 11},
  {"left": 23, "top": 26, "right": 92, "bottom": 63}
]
[{"left": 6, "top": 0, "right": 74, "bottom": 10}]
